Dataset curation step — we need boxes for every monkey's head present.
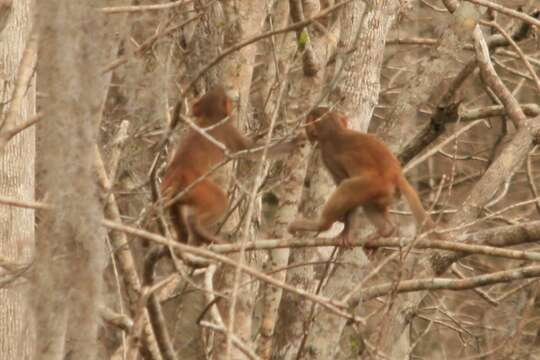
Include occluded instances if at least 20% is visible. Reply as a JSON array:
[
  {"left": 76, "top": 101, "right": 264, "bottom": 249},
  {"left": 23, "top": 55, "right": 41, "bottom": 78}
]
[
  {"left": 305, "top": 107, "right": 348, "bottom": 142},
  {"left": 192, "top": 85, "right": 233, "bottom": 123}
]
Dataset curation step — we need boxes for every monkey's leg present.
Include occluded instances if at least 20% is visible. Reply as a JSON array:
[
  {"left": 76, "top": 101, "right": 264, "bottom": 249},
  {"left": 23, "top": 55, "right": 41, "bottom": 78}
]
[
  {"left": 335, "top": 211, "right": 355, "bottom": 249},
  {"left": 289, "top": 174, "right": 384, "bottom": 247},
  {"left": 362, "top": 204, "right": 395, "bottom": 256},
  {"left": 363, "top": 203, "right": 395, "bottom": 238},
  {"left": 186, "top": 179, "right": 228, "bottom": 245},
  {"left": 170, "top": 205, "right": 189, "bottom": 243}
]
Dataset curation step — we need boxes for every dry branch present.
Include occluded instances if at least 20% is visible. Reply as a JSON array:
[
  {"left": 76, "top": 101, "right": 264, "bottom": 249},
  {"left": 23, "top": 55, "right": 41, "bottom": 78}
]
[
  {"left": 102, "top": 219, "right": 361, "bottom": 324},
  {"left": 0, "top": 112, "right": 42, "bottom": 152},
  {"left": 102, "top": 13, "right": 203, "bottom": 74},
  {"left": 462, "top": 103, "right": 540, "bottom": 121},
  {"left": 465, "top": 0, "right": 540, "bottom": 28},
  {"left": 2, "top": 193, "right": 540, "bottom": 263},
  {"left": 183, "top": 0, "right": 355, "bottom": 94},
  {"left": 95, "top": 148, "right": 163, "bottom": 359},
  {"left": 142, "top": 248, "right": 178, "bottom": 360},
  {"left": 485, "top": 21, "right": 540, "bottom": 95},
  {"left": 289, "top": 0, "right": 319, "bottom": 77},
  {"left": 473, "top": 25, "right": 527, "bottom": 128},
  {"left": 100, "top": 0, "right": 190, "bottom": 14},
  {"left": 100, "top": 306, "right": 134, "bottom": 332},
  {"left": 361, "top": 265, "right": 540, "bottom": 302},
  {"left": 398, "top": 10, "right": 537, "bottom": 163},
  {"left": 0, "top": 30, "right": 37, "bottom": 153}
]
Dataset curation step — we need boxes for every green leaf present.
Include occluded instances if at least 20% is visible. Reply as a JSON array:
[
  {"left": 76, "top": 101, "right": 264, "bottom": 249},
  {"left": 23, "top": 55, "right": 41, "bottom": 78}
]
[{"left": 298, "top": 30, "right": 309, "bottom": 50}]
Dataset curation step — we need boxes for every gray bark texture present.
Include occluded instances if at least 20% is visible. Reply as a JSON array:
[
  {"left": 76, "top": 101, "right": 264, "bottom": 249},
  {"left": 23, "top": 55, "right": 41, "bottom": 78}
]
[{"left": 0, "top": 0, "right": 35, "bottom": 358}]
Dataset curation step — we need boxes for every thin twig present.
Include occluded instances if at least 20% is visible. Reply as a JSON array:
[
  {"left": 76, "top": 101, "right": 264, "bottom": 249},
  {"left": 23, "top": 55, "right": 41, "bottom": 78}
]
[
  {"left": 465, "top": 0, "right": 540, "bottom": 28},
  {"left": 100, "top": 0, "right": 191, "bottom": 14},
  {"left": 451, "top": 264, "right": 498, "bottom": 305},
  {"left": 0, "top": 112, "right": 43, "bottom": 152},
  {"left": 182, "top": 0, "right": 355, "bottom": 95},
  {"left": 361, "top": 264, "right": 540, "bottom": 302},
  {"left": 0, "top": 29, "right": 38, "bottom": 152},
  {"left": 485, "top": 21, "right": 540, "bottom": 95},
  {"left": 102, "top": 220, "right": 362, "bottom": 324},
  {"left": 473, "top": 25, "right": 527, "bottom": 128}
]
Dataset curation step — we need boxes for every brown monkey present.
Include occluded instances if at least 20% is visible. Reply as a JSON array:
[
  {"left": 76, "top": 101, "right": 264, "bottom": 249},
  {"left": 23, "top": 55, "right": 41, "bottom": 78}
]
[
  {"left": 161, "top": 85, "right": 303, "bottom": 246},
  {"left": 288, "top": 107, "right": 438, "bottom": 247}
]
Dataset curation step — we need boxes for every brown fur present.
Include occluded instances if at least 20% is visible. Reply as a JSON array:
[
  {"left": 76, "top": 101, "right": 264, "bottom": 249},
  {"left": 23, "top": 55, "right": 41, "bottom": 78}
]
[
  {"left": 288, "top": 107, "right": 437, "bottom": 247},
  {"left": 162, "top": 85, "right": 304, "bottom": 246}
]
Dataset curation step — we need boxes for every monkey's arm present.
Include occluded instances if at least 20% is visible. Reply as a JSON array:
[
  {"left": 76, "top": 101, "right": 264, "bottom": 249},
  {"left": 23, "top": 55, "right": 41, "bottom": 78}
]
[
  {"left": 247, "top": 134, "right": 306, "bottom": 159},
  {"left": 226, "top": 130, "right": 306, "bottom": 159}
]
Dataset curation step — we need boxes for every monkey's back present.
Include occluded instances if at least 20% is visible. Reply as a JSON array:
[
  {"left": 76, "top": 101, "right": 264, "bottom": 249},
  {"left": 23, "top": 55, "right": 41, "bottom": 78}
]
[
  {"left": 324, "top": 129, "right": 402, "bottom": 183},
  {"left": 160, "top": 129, "right": 228, "bottom": 195}
]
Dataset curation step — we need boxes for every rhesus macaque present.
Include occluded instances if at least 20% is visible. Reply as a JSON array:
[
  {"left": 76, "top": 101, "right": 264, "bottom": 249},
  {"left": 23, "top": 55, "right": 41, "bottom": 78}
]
[
  {"left": 288, "top": 107, "right": 439, "bottom": 247},
  {"left": 161, "top": 85, "right": 303, "bottom": 246}
]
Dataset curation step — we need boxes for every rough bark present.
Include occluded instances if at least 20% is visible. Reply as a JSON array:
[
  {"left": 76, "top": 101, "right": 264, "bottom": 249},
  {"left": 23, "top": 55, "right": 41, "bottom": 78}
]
[
  {"left": 268, "top": 1, "right": 343, "bottom": 358},
  {"left": 254, "top": 4, "right": 297, "bottom": 358},
  {"left": 370, "top": 23, "right": 540, "bottom": 357},
  {"left": 213, "top": 1, "right": 268, "bottom": 359},
  {"left": 378, "top": 4, "right": 480, "bottom": 150},
  {"left": 295, "top": 1, "right": 399, "bottom": 359},
  {"left": 336, "top": 0, "right": 398, "bottom": 132},
  {"left": 0, "top": 0, "right": 35, "bottom": 358}
]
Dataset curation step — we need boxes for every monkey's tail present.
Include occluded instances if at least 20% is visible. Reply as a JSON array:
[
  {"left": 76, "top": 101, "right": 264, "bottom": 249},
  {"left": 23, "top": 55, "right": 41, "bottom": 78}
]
[{"left": 397, "top": 175, "right": 435, "bottom": 232}]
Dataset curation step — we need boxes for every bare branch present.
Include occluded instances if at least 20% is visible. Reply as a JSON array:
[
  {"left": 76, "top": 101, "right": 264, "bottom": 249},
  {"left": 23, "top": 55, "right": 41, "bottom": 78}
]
[
  {"left": 100, "top": 306, "right": 134, "bottom": 332},
  {"left": 485, "top": 21, "right": 540, "bottom": 95},
  {"left": 102, "top": 219, "right": 362, "bottom": 324},
  {"left": 473, "top": 25, "right": 527, "bottom": 128},
  {"left": 100, "top": 0, "right": 190, "bottom": 14},
  {"left": 465, "top": 0, "right": 540, "bottom": 28},
  {"left": 361, "top": 264, "right": 540, "bottom": 302},
  {"left": 183, "top": 0, "right": 355, "bottom": 94},
  {"left": 0, "top": 29, "right": 37, "bottom": 152},
  {"left": 0, "top": 112, "right": 43, "bottom": 152}
]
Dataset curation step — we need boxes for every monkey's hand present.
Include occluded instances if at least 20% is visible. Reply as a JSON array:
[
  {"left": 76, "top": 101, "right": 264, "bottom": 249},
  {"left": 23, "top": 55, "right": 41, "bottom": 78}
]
[
  {"left": 293, "top": 132, "right": 308, "bottom": 146},
  {"left": 259, "top": 134, "right": 307, "bottom": 158},
  {"left": 287, "top": 221, "right": 300, "bottom": 235},
  {"left": 287, "top": 219, "right": 307, "bottom": 235}
]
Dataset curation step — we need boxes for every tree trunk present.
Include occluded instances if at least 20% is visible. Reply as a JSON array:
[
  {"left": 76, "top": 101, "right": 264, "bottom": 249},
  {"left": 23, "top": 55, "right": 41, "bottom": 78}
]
[
  {"left": 213, "top": 1, "right": 267, "bottom": 359},
  {"left": 33, "top": 1, "right": 106, "bottom": 359},
  {"left": 0, "top": 0, "right": 35, "bottom": 358},
  {"left": 298, "top": 2, "right": 399, "bottom": 358}
]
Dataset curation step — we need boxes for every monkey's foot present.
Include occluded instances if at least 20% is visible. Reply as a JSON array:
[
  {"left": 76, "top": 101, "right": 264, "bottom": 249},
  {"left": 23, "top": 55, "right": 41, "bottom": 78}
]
[
  {"left": 337, "top": 233, "right": 354, "bottom": 249},
  {"left": 363, "top": 231, "right": 382, "bottom": 258}
]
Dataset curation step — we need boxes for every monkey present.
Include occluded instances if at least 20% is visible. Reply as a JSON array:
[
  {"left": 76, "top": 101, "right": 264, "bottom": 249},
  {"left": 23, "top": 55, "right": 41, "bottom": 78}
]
[
  {"left": 161, "top": 85, "right": 304, "bottom": 247},
  {"left": 288, "top": 107, "right": 439, "bottom": 248}
]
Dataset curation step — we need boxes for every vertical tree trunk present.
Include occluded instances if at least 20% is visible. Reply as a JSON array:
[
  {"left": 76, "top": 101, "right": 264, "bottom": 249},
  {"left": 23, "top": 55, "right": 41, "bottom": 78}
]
[
  {"left": 271, "top": 1, "right": 340, "bottom": 358},
  {"left": 297, "top": 2, "right": 399, "bottom": 359},
  {"left": 0, "top": 0, "right": 35, "bottom": 358},
  {"left": 33, "top": 1, "right": 106, "bottom": 359},
  {"left": 213, "top": 2, "right": 267, "bottom": 359},
  {"left": 337, "top": 0, "right": 397, "bottom": 132}
]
